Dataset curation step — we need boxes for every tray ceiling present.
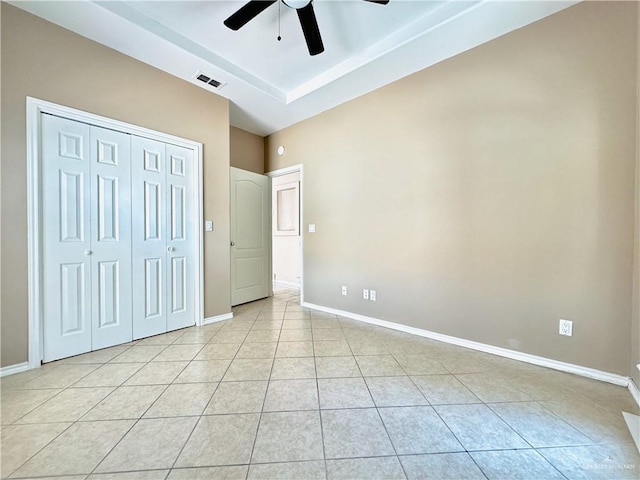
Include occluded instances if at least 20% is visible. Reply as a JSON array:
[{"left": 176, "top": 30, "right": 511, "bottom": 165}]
[{"left": 12, "top": 1, "right": 578, "bottom": 135}]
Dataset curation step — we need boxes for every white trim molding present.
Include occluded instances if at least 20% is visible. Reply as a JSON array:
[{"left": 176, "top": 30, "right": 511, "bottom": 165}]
[
  {"left": 629, "top": 379, "right": 640, "bottom": 409},
  {"left": 266, "top": 165, "right": 302, "bottom": 178},
  {"left": 0, "top": 362, "right": 30, "bottom": 378},
  {"left": 303, "top": 301, "right": 632, "bottom": 388},
  {"left": 273, "top": 280, "right": 301, "bottom": 289},
  {"left": 203, "top": 312, "right": 233, "bottom": 325},
  {"left": 26, "top": 97, "right": 205, "bottom": 370}
]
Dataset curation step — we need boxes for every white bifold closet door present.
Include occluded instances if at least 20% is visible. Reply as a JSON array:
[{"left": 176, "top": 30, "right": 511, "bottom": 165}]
[
  {"left": 42, "top": 115, "right": 133, "bottom": 362},
  {"left": 132, "top": 137, "right": 195, "bottom": 339},
  {"left": 42, "top": 114, "right": 195, "bottom": 362}
]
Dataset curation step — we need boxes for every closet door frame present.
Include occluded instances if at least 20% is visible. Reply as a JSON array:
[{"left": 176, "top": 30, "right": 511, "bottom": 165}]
[{"left": 26, "top": 97, "right": 205, "bottom": 369}]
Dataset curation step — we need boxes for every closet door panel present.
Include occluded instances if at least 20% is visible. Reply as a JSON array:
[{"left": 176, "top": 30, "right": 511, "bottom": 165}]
[
  {"left": 90, "top": 126, "right": 133, "bottom": 350},
  {"left": 41, "top": 111, "right": 198, "bottom": 362},
  {"left": 132, "top": 136, "right": 167, "bottom": 339},
  {"left": 42, "top": 115, "right": 92, "bottom": 362},
  {"left": 166, "top": 144, "right": 195, "bottom": 331}
]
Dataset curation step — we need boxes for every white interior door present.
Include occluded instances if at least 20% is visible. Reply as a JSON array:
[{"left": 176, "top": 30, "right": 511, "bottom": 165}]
[
  {"left": 272, "top": 172, "right": 301, "bottom": 287},
  {"left": 42, "top": 117, "right": 135, "bottom": 361},
  {"left": 90, "top": 126, "right": 133, "bottom": 350},
  {"left": 36, "top": 102, "right": 202, "bottom": 364},
  {"left": 166, "top": 144, "right": 195, "bottom": 331},
  {"left": 230, "top": 167, "right": 270, "bottom": 306},
  {"left": 42, "top": 114, "right": 92, "bottom": 362},
  {"left": 132, "top": 138, "right": 196, "bottom": 338},
  {"left": 132, "top": 136, "right": 167, "bottom": 339}
]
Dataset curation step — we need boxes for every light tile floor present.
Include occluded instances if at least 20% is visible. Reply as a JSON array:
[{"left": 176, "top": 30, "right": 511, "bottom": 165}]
[{"left": 1, "top": 287, "right": 639, "bottom": 479}]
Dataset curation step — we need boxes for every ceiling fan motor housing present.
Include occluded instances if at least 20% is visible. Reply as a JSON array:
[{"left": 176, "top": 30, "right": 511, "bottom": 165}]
[{"left": 282, "top": 0, "right": 312, "bottom": 9}]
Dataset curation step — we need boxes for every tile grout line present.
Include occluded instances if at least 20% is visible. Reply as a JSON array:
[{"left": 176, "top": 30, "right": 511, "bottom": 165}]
[
  {"left": 310, "top": 305, "right": 329, "bottom": 480},
  {"left": 4, "top": 298, "right": 257, "bottom": 478},
  {"left": 387, "top": 348, "right": 475, "bottom": 476},
  {"left": 482, "top": 402, "right": 576, "bottom": 480},
  {"left": 319, "top": 308, "right": 363, "bottom": 474},
  {"left": 145, "top": 302, "right": 259, "bottom": 476},
  {"left": 78, "top": 327, "right": 217, "bottom": 476},
  {"left": 349, "top": 334, "right": 410, "bottom": 480},
  {"left": 5, "top": 353, "right": 141, "bottom": 477},
  {"left": 86, "top": 359, "right": 187, "bottom": 477},
  {"left": 246, "top": 299, "right": 282, "bottom": 478},
  {"left": 428, "top": 403, "right": 491, "bottom": 479},
  {"left": 3, "top": 417, "right": 75, "bottom": 478},
  {"left": 4, "top": 288, "right": 638, "bottom": 478}
]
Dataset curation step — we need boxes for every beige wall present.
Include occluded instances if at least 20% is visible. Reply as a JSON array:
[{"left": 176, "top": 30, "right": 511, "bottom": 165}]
[
  {"left": 230, "top": 126, "right": 265, "bottom": 174},
  {"left": 267, "top": 1, "right": 638, "bottom": 376},
  {"left": 1, "top": 4, "right": 231, "bottom": 367},
  {"left": 632, "top": 4, "right": 640, "bottom": 387},
  {"left": 0, "top": 4, "right": 3, "bottom": 366}
]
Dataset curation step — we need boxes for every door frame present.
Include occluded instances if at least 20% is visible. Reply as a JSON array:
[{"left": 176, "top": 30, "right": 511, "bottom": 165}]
[
  {"left": 26, "top": 97, "right": 205, "bottom": 369},
  {"left": 266, "top": 164, "right": 304, "bottom": 304}
]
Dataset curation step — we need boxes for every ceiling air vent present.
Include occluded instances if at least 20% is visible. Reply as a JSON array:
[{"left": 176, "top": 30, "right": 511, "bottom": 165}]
[{"left": 194, "top": 72, "right": 225, "bottom": 89}]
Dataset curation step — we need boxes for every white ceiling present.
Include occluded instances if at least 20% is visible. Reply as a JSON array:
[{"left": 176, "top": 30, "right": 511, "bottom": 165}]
[{"left": 12, "top": 0, "right": 578, "bottom": 136}]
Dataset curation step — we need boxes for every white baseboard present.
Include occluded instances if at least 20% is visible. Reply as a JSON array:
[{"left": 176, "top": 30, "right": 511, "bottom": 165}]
[
  {"left": 2, "top": 313, "right": 236, "bottom": 377},
  {"left": 0, "top": 362, "right": 30, "bottom": 377},
  {"left": 273, "top": 280, "right": 300, "bottom": 289},
  {"left": 629, "top": 378, "right": 640, "bottom": 409},
  {"left": 622, "top": 412, "right": 640, "bottom": 454},
  {"left": 302, "top": 301, "right": 630, "bottom": 388},
  {"left": 203, "top": 312, "right": 233, "bottom": 325}
]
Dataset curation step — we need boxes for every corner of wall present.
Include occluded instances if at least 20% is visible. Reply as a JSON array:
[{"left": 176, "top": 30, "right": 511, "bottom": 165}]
[
  {"left": 229, "top": 126, "right": 265, "bottom": 174},
  {"left": 630, "top": 0, "right": 640, "bottom": 387},
  {"left": 263, "top": 135, "right": 269, "bottom": 173},
  {"left": 0, "top": 1, "right": 3, "bottom": 372}
]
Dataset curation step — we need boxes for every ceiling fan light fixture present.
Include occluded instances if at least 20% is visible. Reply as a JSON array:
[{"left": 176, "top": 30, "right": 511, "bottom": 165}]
[{"left": 282, "top": 0, "right": 312, "bottom": 9}]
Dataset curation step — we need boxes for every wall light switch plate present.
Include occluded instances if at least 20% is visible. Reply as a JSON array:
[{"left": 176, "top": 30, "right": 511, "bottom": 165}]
[
  {"left": 341, "top": 285, "right": 347, "bottom": 296},
  {"left": 205, "top": 220, "right": 213, "bottom": 232},
  {"left": 308, "top": 224, "right": 316, "bottom": 233}
]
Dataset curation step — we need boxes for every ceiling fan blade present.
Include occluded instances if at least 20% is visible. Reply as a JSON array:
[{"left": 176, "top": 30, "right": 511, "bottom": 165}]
[
  {"left": 362, "top": 0, "right": 390, "bottom": 4},
  {"left": 224, "top": 0, "right": 277, "bottom": 31},
  {"left": 297, "top": 2, "right": 324, "bottom": 56}
]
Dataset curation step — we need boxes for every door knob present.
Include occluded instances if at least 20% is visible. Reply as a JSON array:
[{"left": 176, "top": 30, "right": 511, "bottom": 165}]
[
  {"left": 167, "top": 246, "right": 174, "bottom": 252},
  {"left": 84, "top": 250, "right": 92, "bottom": 256},
  {"left": 230, "top": 241, "right": 235, "bottom": 247}
]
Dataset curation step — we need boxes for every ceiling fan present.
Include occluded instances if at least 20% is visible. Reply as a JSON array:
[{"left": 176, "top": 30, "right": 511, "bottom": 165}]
[{"left": 224, "top": 0, "right": 390, "bottom": 56}]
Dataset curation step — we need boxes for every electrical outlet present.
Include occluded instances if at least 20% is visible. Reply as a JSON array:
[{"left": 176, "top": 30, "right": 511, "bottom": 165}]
[
  {"left": 559, "top": 319, "right": 573, "bottom": 336},
  {"left": 363, "top": 289, "right": 369, "bottom": 300},
  {"left": 370, "top": 290, "right": 376, "bottom": 301},
  {"left": 341, "top": 285, "right": 347, "bottom": 296}
]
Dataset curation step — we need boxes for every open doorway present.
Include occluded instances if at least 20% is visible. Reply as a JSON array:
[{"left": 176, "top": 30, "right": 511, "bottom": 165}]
[{"left": 267, "top": 165, "right": 303, "bottom": 304}]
